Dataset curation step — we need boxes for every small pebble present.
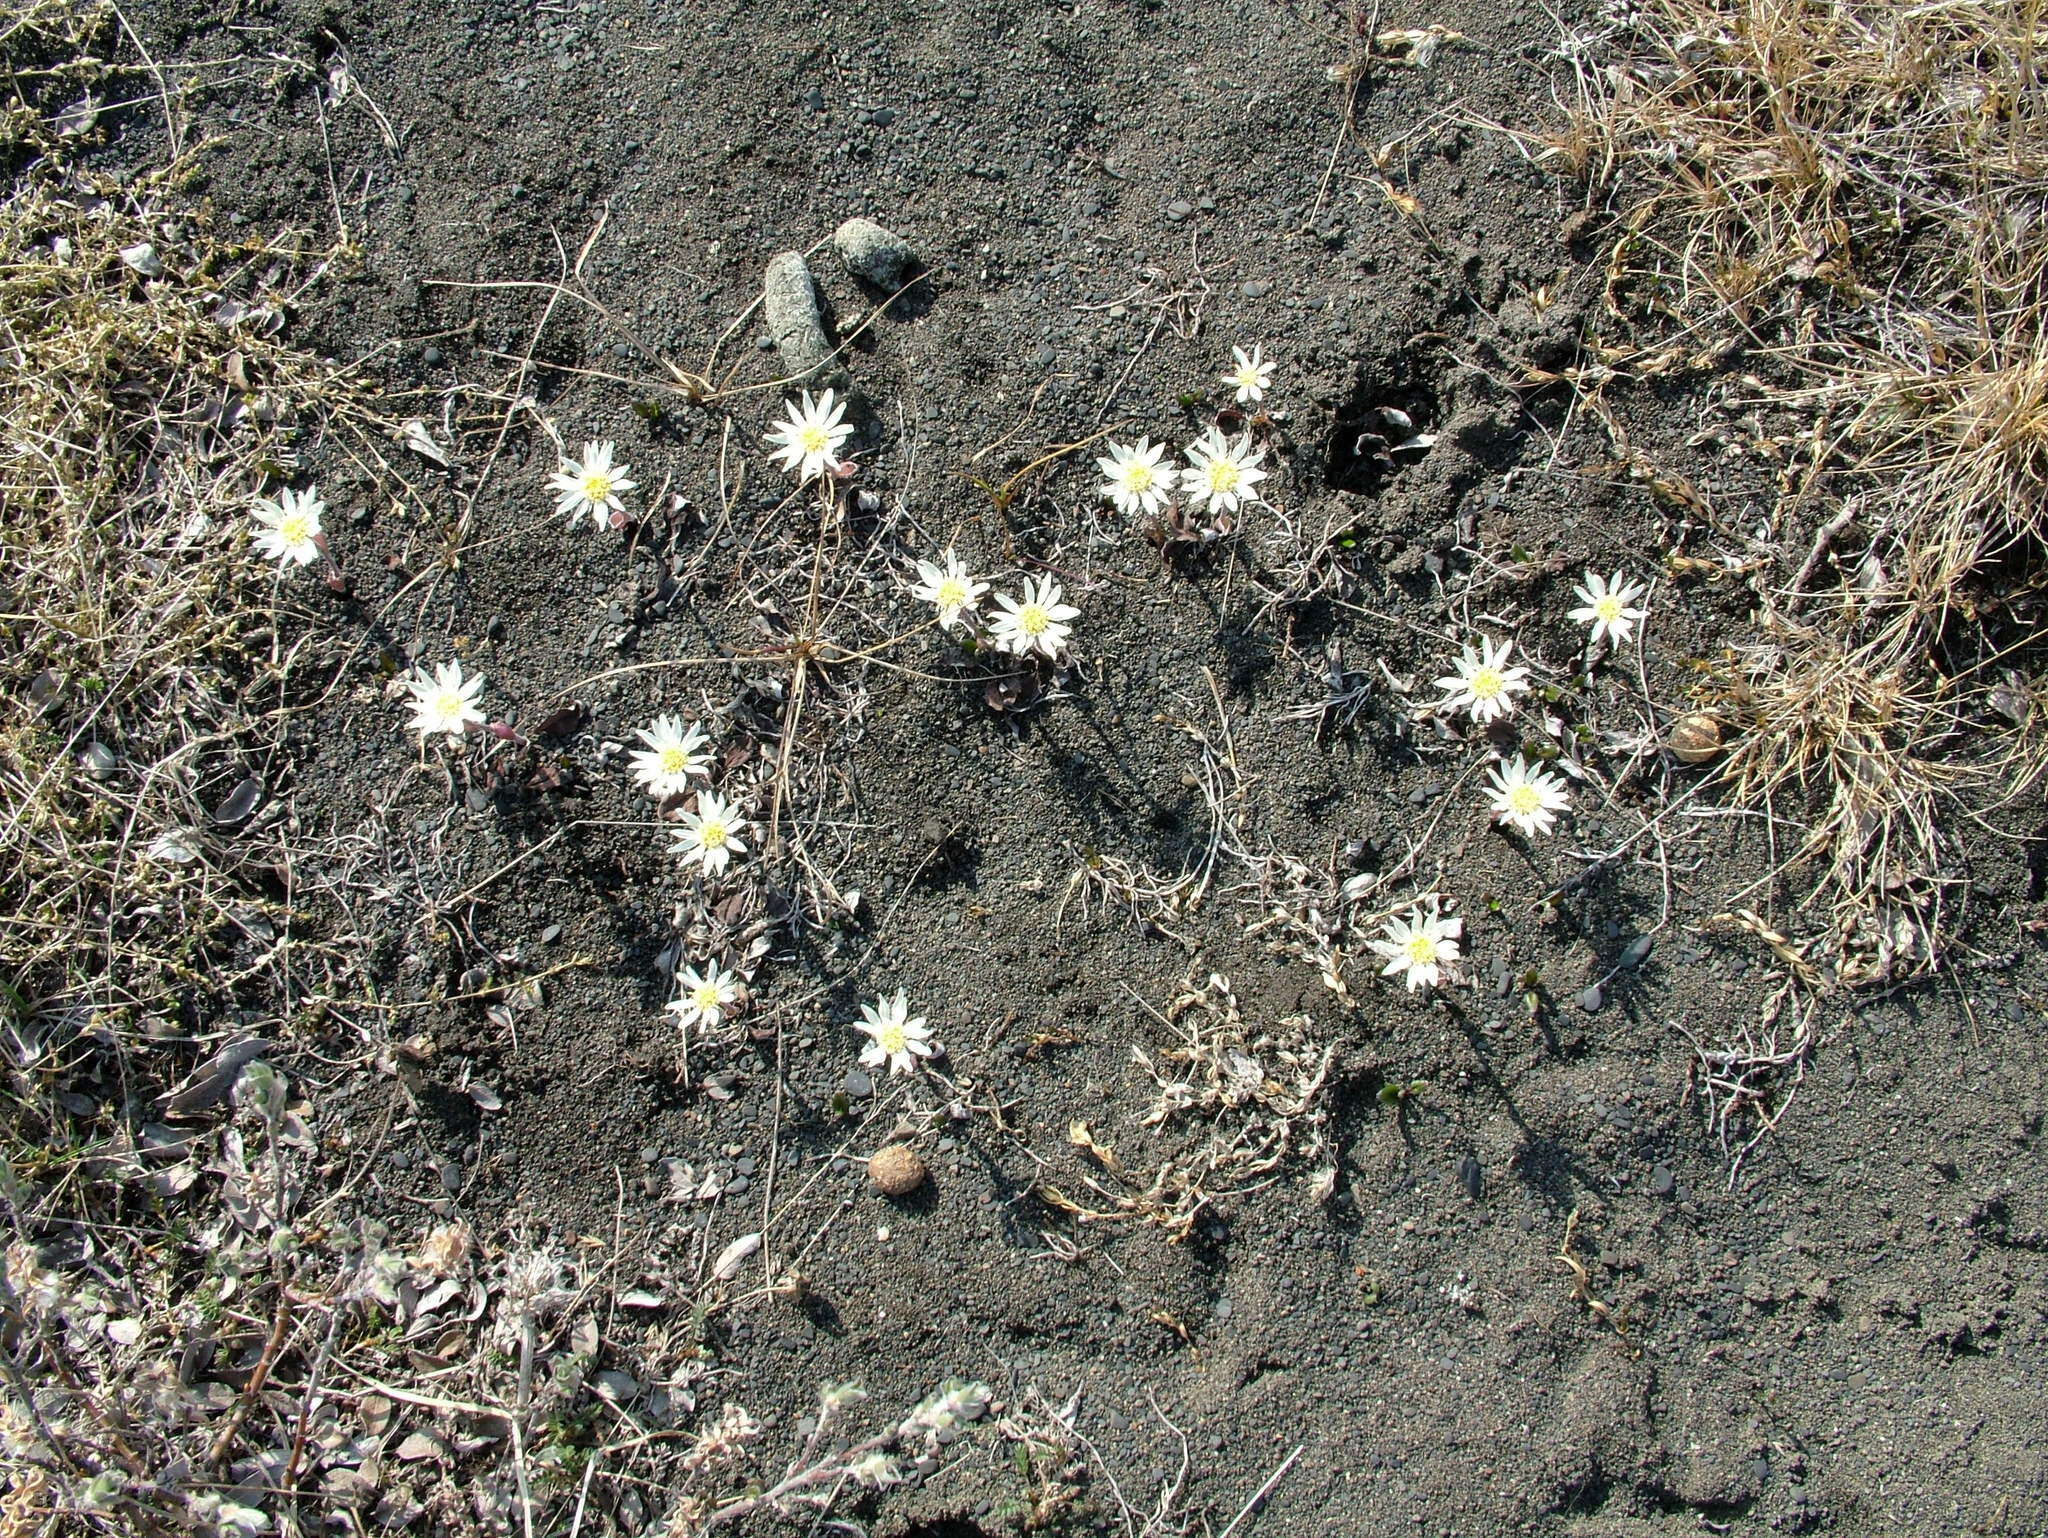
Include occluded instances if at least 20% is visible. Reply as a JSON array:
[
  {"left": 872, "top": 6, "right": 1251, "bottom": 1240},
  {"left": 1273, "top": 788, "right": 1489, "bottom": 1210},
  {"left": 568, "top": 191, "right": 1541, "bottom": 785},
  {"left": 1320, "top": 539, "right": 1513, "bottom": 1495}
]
[
  {"left": 867, "top": 1143, "right": 926, "bottom": 1197},
  {"left": 1577, "top": 984, "right": 1604, "bottom": 1013},
  {"left": 842, "top": 1069, "right": 874, "bottom": 1098},
  {"left": 1242, "top": 279, "right": 1272, "bottom": 298},
  {"left": 1650, "top": 1164, "right": 1676, "bottom": 1197}
]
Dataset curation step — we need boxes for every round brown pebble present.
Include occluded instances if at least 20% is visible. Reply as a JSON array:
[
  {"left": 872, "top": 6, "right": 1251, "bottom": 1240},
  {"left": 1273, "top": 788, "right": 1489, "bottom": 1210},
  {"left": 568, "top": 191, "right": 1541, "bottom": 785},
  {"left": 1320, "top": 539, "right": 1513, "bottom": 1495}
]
[
  {"left": 1667, "top": 713, "right": 1723, "bottom": 763},
  {"left": 866, "top": 1144, "right": 926, "bottom": 1197}
]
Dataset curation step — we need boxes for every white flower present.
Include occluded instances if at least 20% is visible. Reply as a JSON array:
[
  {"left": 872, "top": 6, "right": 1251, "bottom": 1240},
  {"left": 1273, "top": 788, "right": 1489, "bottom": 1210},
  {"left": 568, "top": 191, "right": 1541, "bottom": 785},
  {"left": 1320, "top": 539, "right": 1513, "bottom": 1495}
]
[
  {"left": 853, "top": 990, "right": 935, "bottom": 1076},
  {"left": 668, "top": 959, "right": 741, "bottom": 1033},
  {"left": 1095, "top": 437, "right": 1179, "bottom": 518},
  {"left": 1569, "top": 570, "right": 1648, "bottom": 649},
  {"left": 1182, "top": 428, "right": 1267, "bottom": 516},
  {"left": 988, "top": 576, "right": 1080, "bottom": 660},
  {"left": 1484, "top": 756, "right": 1571, "bottom": 837},
  {"left": 1434, "top": 636, "right": 1531, "bottom": 725},
  {"left": 909, "top": 549, "right": 989, "bottom": 632},
  {"left": 404, "top": 661, "right": 486, "bottom": 742},
  {"left": 1222, "top": 343, "right": 1273, "bottom": 405},
  {"left": 630, "top": 715, "right": 712, "bottom": 798},
  {"left": 765, "top": 389, "right": 853, "bottom": 481},
  {"left": 249, "top": 486, "right": 325, "bottom": 567},
  {"left": 1371, "top": 907, "right": 1463, "bottom": 992},
  {"left": 671, "top": 790, "right": 751, "bottom": 878},
  {"left": 549, "top": 441, "right": 637, "bottom": 528}
]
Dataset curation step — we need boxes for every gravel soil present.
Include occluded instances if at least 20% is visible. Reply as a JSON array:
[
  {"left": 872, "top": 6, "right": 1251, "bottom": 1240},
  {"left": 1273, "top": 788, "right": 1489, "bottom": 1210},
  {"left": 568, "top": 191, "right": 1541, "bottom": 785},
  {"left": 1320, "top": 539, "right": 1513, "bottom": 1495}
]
[{"left": 106, "top": 0, "right": 2048, "bottom": 1530}]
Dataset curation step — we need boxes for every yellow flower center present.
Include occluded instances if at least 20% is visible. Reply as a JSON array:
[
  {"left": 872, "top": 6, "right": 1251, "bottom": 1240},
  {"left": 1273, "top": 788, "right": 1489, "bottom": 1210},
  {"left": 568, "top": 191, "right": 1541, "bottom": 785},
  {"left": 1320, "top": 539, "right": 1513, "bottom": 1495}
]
[
  {"left": 693, "top": 983, "right": 721, "bottom": 1012},
  {"left": 659, "top": 745, "right": 694, "bottom": 776},
  {"left": 936, "top": 577, "right": 967, "bottom": 610},
  {"left": 1470, "top": 667, "right": 1504, "bottom": 700},
  {"left": 433, "top": 690, "right": 466, "bottom": 722},
  {"left": 581, "top": 471, "right": 613, "bottom": 504},
  {"left": 1594, "top": 595, "right": 1624, "bottom": 623},
  {"left": 1235, "top": 365, "right": 1261, "bottom": 390},
  {"left": 698, "top": 818, "right": 728, "bottom": 849},
  {"left": 876, "top": 1021, "right": 907, "bottom": 1055},
  {"left": 1206, "top": 458, "right": 1241, "bottom": 493},
  {"left": 1016, "top": 604, "right": 1049, "bottom": 636},
  {"left": 799, "top": 424, "right": 829, "bottom": 456},
  {"left": 278, "top": 512, "right": 312, "bottom": 546},
  {"left": 1122, "top": 461, "right": 1154, "bottom": 492},
  {"left": 1404, "top": 934, "right": 1439, "bottom": 967},
  {"left": 1507, "top": 783, "right": 1543, "bottom": 816}
]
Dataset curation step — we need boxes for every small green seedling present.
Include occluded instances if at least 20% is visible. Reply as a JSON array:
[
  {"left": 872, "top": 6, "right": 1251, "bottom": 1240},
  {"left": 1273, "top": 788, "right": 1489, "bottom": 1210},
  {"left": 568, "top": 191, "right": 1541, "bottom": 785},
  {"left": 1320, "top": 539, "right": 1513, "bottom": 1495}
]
[{"left": 1378, "top": 1078, "right": 1427, "bottom": 1110}]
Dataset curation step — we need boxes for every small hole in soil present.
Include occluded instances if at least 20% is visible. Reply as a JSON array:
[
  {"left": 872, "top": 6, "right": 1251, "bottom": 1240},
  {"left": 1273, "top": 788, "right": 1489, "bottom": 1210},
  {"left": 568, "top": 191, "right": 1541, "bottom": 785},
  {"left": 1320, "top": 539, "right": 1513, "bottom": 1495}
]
[{"left": 1326, "top": 392, "right": 1437, "bottom": 495}]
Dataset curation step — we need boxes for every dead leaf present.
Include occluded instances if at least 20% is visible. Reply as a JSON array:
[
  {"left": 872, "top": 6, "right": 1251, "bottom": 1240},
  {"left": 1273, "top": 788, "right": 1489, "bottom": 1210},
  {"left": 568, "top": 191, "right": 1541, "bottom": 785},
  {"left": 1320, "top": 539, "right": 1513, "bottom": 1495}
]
[
  {"left": 1067, "top": 1120, "right": 1120, "bottom": 1171},
  {"left": 397, "top": 419, "right": 450, "bottom": 466},
  {"left": 1375, "top": 180, "right": 1421, "bottom": 218},
  {"left": 712, "top": 1233, "right": 761, "bottom": 1281},
  {"left": 395, "top": 1431, "right": 447, "bottom": 1462}
]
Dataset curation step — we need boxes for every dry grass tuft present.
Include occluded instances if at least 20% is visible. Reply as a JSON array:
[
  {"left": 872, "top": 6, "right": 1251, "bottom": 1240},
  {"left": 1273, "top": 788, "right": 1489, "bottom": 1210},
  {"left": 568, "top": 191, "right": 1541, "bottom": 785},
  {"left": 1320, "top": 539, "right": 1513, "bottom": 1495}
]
[
  {"left": 1552, "top": 0, "right": 2048, "bottom": 974},
  {"left": 1, "top": 75, "right": 363, "bottom": 1032}
]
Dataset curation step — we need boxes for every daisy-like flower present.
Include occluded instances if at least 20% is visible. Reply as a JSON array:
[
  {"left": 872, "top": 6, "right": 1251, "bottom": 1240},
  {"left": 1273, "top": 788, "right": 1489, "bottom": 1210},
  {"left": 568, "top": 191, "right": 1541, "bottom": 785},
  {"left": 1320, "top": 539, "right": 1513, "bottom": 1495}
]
[
  {"left": 908, "top": 549, "right": 989, "bottom": 632},
  {"left": 1483, "top": 755, "right": 1571, "bottom": 838},
  {"left": 1222, "top": 343, "right": 1273, "bottom": 405},
  {"left": 1182, "top": 428, "right": 1268, "bottom": 517},
  {"left": 1095, "top": 437, "right": 1179, "bottom": 518},
  {"left": 1371, "top": 906, "right": 1464, "bottom": 993},
  {"left": 853, "top": 990, "right": 935, "bottom": 1076},
  {"left": 765, "top": 389, "right": 853, "bottom": 481},
  {"left": 403, "top": 660, "right": 486, "bottom": 743},
  {"left": 987, "top": 576, "right": 1080, "bottom": 661},
  {"left": 249, "top": 486, "right": 326, "bottom": 567},
  {"left": 667, "top": 959, "right": 742, "bottom": 1033},
  {"left": 671, "top": 790, "right": 752, "bottom": 878},
  {"left": 1569, "top": 570, "right": 1648, "bottom": 649},
  {"left": 549, "top": 441, "right": 638, "bottom": 528},
  {"left": 1434, "top": 635, "right": 1532, "bottom": 726},
  {"left": 630, "top": 715, "right": 712, "bottom": 799}
]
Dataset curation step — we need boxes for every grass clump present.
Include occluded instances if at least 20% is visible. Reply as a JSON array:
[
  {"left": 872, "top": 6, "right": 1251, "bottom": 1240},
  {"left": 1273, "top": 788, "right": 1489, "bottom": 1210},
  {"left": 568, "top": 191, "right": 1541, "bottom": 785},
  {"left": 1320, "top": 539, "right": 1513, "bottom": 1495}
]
[
  {"left": 1550, "top": 0, "right": 2048, "bottom": 978},
  {"left": 1, "top": 30, "right": 361, "bottom": 1033}
]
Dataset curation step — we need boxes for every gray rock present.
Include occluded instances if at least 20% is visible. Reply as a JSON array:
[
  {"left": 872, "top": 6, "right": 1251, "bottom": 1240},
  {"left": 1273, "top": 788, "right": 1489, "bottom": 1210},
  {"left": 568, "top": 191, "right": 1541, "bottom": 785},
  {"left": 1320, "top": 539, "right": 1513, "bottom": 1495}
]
[
  {"left": 763, "top": 251, "right": 839, "bottom": 387},
  {"left": 1577, "top": 984, "right": 1604, "bottom": 1013},
  {"left": 1456, "top": 1154, "right": 1482, "bottom": 1200},
  {"left": 833, "top": 217, "right": 915, "bottom": 290}
]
